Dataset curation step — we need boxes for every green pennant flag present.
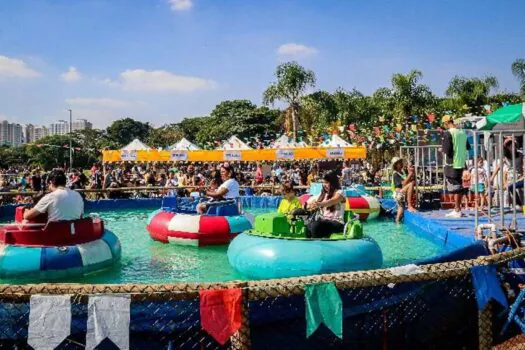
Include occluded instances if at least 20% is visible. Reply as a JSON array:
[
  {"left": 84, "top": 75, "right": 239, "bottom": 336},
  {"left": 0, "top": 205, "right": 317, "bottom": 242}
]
[{"left": 305, "top": 282, "right": 342, "bottom": 339}]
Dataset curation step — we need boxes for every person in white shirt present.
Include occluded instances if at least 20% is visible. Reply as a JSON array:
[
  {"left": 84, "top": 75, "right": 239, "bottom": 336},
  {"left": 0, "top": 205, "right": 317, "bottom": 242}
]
[
  {"left": 197, "top": 163, "right": 240, "bottom": 213},
  {"left": 24, "top": 169, "right": 84, "bottom": 222}
]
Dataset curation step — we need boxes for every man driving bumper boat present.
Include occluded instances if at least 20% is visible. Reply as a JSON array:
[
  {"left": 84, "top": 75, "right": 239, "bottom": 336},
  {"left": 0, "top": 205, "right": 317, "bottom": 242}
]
[
  {"left": 197, "top": 162, "right": 240, "bottom": 214},
  {"left": 24, "top": 169, "right": 84, "bottom": 222}
]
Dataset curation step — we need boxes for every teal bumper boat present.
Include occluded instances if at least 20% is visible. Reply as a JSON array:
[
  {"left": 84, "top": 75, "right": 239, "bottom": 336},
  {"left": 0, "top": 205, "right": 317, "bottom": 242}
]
[{"left": 227, "top": 212, "right": 383, "bottom": 279}]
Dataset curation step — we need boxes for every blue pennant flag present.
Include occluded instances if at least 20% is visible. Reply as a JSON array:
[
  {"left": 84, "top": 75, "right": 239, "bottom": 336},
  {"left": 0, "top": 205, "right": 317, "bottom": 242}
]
[{"left": 471, "top": 265, "right": 508, "bottom": 311}]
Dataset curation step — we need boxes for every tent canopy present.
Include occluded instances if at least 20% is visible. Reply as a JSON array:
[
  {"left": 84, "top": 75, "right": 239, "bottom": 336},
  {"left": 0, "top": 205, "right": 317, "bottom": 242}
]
[
  {"left": 121, "top": 139, "right": 150, "bottom": 151},
  {"left": 477, "top": 103, "right": 525, "bottom": 131},
  {"left": 320, "top": 134, "right": 352, "bottom": 148},
  {"left": 217, "top": 135, "right": 252, "bottom": 150},
  {"left": 271, "top": 135, "right": 309, "bottom": 148},
  {"left": 169, "top": 137, "right": 200, "bottom": 151}
]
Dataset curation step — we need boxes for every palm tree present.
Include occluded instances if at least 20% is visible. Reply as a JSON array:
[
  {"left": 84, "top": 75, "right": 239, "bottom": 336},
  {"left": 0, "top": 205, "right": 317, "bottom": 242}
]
[
  {"left": 390, "top": 70, "right": 435, "bottom": 123},
  {"left": 512, "top": 59, "right": 525, "bottom": 96},
  {"left": 263, "top": 61, "right": 316, "bottom": 140},
  {"left": 446, "top": 75, "right": 499, "bottom": 114}
]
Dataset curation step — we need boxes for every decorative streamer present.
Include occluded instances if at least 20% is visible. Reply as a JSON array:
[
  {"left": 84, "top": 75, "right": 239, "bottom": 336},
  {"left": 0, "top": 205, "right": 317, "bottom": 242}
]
[
  {"left": 305, "top": 282, "right": 342, "bottom": 339},
  {"left": 200, "top": 288, "right": 242, "bottom": 345}
]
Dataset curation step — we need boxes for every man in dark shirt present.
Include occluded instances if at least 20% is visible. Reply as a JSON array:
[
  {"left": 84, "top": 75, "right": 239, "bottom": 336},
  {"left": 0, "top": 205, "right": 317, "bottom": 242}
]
[{"left": 30, "top": 171, "right": 42, "bottom": 192}]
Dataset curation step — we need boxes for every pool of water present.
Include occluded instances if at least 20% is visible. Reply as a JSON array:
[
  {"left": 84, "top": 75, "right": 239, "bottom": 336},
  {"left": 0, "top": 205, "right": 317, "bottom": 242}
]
[{"left": 0, "top": 208, "right": 453, "bottom": 284}]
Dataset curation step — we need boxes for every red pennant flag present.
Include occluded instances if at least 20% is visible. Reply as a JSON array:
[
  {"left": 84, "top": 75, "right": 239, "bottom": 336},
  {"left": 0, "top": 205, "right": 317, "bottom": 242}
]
[
  {"left": 200, "top": 288, "right": 242, "bottom": 345},
  {"left": 427, "top": 113, "right": 435, "bottom": 123},
  {"left": 374, "top": 127, "right": 381, "bottom": 136},
  {"left": 349, "top": 124, "right": 356, "bottom": 131}
]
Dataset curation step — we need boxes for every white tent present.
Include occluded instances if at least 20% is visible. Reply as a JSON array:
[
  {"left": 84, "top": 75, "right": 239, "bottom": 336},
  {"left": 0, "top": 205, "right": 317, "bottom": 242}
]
[
  {"left": 271, "top": 135, "right": 309, "bottom": 148},
  {"left": 169, "top": 137, "right": 200, "bottom": 151},
  {"left": 217, "top": 135, "right": 252, "bottom": 150},
  {"left": 121, "top": 139, "right": 151, "bottom": 151},
  {"left": 320, "top": 134, "right": 352, "bottom": 148}
]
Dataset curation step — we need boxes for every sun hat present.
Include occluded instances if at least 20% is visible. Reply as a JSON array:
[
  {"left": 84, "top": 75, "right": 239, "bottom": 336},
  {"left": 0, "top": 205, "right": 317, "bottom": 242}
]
[{"left": 391, "top": 157, "right": 403, "bottom": 169}]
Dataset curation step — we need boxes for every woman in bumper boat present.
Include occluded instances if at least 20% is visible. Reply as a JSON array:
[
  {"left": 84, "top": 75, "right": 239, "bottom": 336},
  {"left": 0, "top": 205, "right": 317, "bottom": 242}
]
[
  {"left": 197, "top": 162, "right": 240, "bottom": 214},
  {"left": 305, "top": 171, "right": 346, "bottom": 238}
]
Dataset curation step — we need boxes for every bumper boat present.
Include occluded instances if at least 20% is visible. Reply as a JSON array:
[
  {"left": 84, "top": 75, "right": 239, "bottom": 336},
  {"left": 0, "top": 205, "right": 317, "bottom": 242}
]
[
  {"left": 147, "top": 197, "right": 252, "bottom": 246},
  {"left": 0, "top": 207, "right": 121, "bottom": 279},
  {"left": 228, "top": 212, "right": 383, "bottom": 279}
]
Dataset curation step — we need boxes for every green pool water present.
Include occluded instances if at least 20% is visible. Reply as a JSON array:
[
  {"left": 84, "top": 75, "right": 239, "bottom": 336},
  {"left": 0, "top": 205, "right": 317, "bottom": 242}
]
[{"left": 0, "top": 208, "right": 452, "bottom": 284}]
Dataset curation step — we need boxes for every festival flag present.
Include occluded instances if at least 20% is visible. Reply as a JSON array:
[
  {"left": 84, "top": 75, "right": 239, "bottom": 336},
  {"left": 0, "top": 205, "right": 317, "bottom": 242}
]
[
  {"left": 349, "top": 124, "right": 356, "bottom": 131},
  {"left": 200, "top": 288, "right": 242, "bottom": 345},
  {"left": 305, "top": 282, "right": 342, "bottom": 339},
  {"left": 427, "top": 113, "right": 435, "bottom": 123},
  {"left": 374, "top": 127, "right": 381, "bottom": 136}
]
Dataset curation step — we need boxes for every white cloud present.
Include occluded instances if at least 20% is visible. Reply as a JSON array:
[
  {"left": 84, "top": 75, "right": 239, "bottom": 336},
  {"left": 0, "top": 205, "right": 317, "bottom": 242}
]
[
  {"left": 277, "top": 43, "right": 318, "bottom": 57},
  {"left": 168, "top": 0, "right": 193, "bottom": 11},
  {"left": 60, "top": 66, "right": 82, "bottom": 82},
  {"left": 65, "top": 97, "right": 133, "bottom": 109},
  {"left": 0, "top": 55, "right": 40, "bottom": 78},
  {"left": 106, "top": 69, "right": 217, "bottom": 93}
]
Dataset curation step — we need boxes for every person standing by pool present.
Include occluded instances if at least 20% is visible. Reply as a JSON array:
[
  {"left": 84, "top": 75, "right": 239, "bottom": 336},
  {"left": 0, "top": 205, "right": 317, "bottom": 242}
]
[
  {"left": 197, "top": 163, "right": 240, "bottom": 214},
  {"left": 391, "top": 157, "right": 416, "bottom": 223},
  {"left": 306, "top": 171, "right": 346, "bottom": 238},
  {"left": 441, "top": 115, "right": 470, "bottom": 218}
]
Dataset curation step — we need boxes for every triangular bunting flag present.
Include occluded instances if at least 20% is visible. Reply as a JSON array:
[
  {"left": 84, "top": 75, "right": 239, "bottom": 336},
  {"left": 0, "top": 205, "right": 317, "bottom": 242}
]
[
  {"left": 28, "top": 295, "right": 71, "bottom": 350},
  {"left": 200, "top": 288, "right": 242, "bottom": 345},
  {"left": 471, "top": 265, "right": 508, "bottom": 311},
  {"left": 305, "top": 282, "right": 342, "bottom": 339},
  {"left": 86, "top": 295, "right": 130, "bottom": 350}
]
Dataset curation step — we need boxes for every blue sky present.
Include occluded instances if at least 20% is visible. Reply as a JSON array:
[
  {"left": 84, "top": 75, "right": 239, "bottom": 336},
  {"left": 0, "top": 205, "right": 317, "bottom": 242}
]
[{"left": 0, "top": 0, "right": 524, "bottom": 128}]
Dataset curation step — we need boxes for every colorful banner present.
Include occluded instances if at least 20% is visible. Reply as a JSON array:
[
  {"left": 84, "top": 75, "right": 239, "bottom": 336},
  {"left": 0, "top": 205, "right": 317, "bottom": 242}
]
[{"left": 103, "top": 147, "right": 366, "bottom": 163}]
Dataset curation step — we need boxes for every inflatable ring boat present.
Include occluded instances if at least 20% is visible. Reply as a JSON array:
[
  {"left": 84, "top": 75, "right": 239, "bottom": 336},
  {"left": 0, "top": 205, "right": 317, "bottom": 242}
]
[
  {"left": 147, "top": 198, "right": 252, "bottom": 246},
  {"left": 0, "top": 207, "right": 121, "bottom": 279},
  {"left": 299, "top": 193, "right": 380, "bottom": 221},
  {"left": 228, "top": 212, "right": 383, "bottom": 279}
]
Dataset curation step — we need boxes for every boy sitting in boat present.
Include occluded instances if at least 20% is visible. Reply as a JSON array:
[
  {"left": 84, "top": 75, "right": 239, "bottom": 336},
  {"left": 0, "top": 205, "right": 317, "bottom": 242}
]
[
  {"left": 23, "top": 169, "right": 84, "bottom": 222},
  {"left": 277, "top": 182, "right": 302, "bottom": 217}
]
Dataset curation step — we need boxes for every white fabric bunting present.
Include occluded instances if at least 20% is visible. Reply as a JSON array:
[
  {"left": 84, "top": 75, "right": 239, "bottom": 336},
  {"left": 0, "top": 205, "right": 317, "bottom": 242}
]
[
  {"left": 86, "top": 295, "right": 131, "bottom": 350},
  {"left": 28, "top": 295, "right": 72, "bottom": 350}
]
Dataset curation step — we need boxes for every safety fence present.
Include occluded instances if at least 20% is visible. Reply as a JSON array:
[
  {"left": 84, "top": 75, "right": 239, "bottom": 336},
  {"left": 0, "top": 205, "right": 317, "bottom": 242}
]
[{"left": 1, "top": 248, "right": 525, "bottom": 349}]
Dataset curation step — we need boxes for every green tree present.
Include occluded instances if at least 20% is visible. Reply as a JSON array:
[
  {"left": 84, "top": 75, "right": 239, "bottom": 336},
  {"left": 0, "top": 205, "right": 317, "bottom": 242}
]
[
  {"left": 0, "top": 145, "right": 29, "bottom": 168},
  {"left": 445, "top": 75, "right": 499, "bottom": 115},
  {"left": 25, "top": 135, "right": 89, "bottom": 170},
  {"left": 489, "top": 92, "right": 523, "bottom": 106},
  {"left": 72, "top": 129, "right": 108, "bottom": 165},
  {"left": 177, "top": 116, "right": 209, "bottom": 141},
  {"left": 147, "top": 124, "right": 184, "bottom": 148},
  {"left": 391, "top": 70, "right": 435, "bottom": 122},
  {"left": 300, "top": 91, "right": 338, "bottom": 135},
  {"left": 105, "top": 118, "right": 152, "bottom": 148},
  {"left": 195, "top": 100, "right": 280, "bottom": 146},
  {"left": 263, "top": 61, "right": 316, "bottom": 139},
  {"left": 334, "top": 88, "right": 383, "bottom": 127},
  {"left": 512, "top": 59, "right": 525, "bottom": 96}
]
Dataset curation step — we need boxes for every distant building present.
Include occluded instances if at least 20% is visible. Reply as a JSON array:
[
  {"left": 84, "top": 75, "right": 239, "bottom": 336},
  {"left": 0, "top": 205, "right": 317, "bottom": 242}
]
[
  {"left": 48, "top": 119, "right": 92, "bottom": 136},
  {"left": 0, "top": 120, "right": 24, "bottom": 146},
  {"left": 25, "top": 124, "right": 49, "bottom": 143},
  {"left": 72, "top": 119, "right": 93, "bottom": 131}
]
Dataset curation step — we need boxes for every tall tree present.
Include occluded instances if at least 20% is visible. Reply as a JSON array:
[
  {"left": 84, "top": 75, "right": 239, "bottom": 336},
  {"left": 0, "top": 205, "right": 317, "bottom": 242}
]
[
  {"left": 147, "top": 124, "right": 184, "bottom": 148},
  {"left": 445, "top": 75, "right": 499, "bottom": 114},
  {"left": 177, "top": 116, "right": 209, "bottom": 141},
  {"left": 263, "top": 61, "right": 316, "bottom": 139},
  {"left": 105, "top": 118, "right": 152, "bottom": 148},
  {"left": 391, "top": 70, "right": 435, "bottom": 122},
  {"left": 300, "top": 91, "right": 338, "bottom": 135},
  {"left": 25, "top": 135, "right": 89, "bottom": 170},
  {"left": 512, "top": 59, "right": 525, "bottom": 96}
]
